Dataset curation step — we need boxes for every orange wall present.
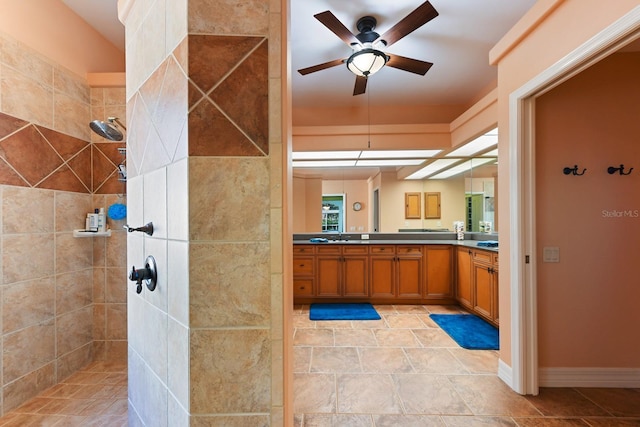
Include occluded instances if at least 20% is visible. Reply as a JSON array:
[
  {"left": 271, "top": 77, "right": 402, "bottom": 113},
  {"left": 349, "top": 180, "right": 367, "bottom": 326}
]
[
  {"left": 492, "top": 0, "right": 640, "bottom": 365},
  {"left": 535, "top": 52, "right": 640, "bottom": 367},
  {"left": 0, "top": 0, "right": 125, "bottom": 77}
]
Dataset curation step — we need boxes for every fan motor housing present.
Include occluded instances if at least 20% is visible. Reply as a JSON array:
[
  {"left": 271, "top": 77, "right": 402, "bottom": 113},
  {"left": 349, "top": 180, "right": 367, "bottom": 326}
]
[{"left": 355, "top": 16, "right": 380, "bottom": 44}]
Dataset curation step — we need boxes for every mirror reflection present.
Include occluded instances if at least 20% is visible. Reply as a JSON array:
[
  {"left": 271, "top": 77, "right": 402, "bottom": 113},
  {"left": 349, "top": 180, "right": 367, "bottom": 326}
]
[{"left": 292, "top": 154, "right": 498, "bottom": 234}]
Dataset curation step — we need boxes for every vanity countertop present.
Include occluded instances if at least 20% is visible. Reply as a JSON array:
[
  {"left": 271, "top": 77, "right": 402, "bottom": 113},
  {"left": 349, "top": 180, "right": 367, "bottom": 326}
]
[{"left": 293, "top": 233, "right": 498, "bottom": 252}]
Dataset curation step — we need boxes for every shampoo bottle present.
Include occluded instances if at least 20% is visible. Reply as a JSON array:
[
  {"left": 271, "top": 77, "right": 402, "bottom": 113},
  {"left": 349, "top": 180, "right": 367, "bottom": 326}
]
[{"left": 98, "top": 208, "right": 106, "bottom": 232}]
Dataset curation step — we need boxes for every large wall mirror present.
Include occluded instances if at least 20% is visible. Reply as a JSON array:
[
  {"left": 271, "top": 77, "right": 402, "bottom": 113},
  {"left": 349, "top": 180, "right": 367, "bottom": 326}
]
[{"left": 292, "top": 130, "right": 498, "bottom": 234}]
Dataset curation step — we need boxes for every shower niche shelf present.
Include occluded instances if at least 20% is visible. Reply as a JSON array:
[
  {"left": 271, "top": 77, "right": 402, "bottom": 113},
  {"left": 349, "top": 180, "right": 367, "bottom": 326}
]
[{"left": 73, "top": 229, "right": 112, "bottom": 238}]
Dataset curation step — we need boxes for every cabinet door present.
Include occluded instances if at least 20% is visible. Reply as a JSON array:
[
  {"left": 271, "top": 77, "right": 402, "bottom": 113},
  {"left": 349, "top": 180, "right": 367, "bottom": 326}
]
[
  {"left": 473, "top": 262, "right": 492, "bottom": 320},
  {"left": 492, "top": 266, "right": 499, "bottom": 325},
  {"left": 424, "top": 246, "right": 453, "bottom": 298},
  {"left": 343, "top": 256, "right": 368, "bottom": 297},
  {"left": 397, "top": 256, "right": 422, "bottom": 298},
  {"left": 456, "top": 248, "right": 473, "bottom": 309},
  {"left": 370, "top": 256, "right": 395, "bottom": 298},
  {"left": 316, "top": 256, "right": 341, "bottom": 297}
]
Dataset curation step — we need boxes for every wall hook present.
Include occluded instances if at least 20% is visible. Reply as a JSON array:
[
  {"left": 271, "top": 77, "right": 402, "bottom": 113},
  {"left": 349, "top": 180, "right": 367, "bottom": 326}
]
[
  {"left": 562, "top": 165, "right": 586, "bottom": 176},
  {"left": 607, "top": 164, "right": 633, "bottom": 175},
  {"left": 124, "top": 222, "right": 154, "bottom": 236}
]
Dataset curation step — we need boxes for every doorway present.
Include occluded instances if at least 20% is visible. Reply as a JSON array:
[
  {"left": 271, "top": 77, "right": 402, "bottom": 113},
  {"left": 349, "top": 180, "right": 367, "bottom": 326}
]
[
  {"left": 507, "top": 7, "right": 640, "bottom": 395},
  {"left": 373, "top": 188, "right": 380, "bottom": 232}
]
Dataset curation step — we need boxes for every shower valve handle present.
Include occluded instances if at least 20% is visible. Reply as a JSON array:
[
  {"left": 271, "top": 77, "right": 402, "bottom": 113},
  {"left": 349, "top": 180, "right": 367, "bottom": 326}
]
[
  {"left": 128, "top": 256, "right": 158, "bottom": 293},
  {"left": 124, "top": 222, "right": 153, "bottom": 236}
]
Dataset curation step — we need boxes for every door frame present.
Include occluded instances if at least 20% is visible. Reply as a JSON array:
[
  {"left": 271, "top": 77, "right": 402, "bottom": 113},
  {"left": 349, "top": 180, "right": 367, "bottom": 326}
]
[{"left": 506, "top": 6, "right": 640, "bottom": 395}]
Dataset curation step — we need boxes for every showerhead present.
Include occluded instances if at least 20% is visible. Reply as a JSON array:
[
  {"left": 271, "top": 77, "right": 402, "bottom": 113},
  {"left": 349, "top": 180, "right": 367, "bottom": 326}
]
[{"left": 89, "top": 117, "right": 126, "bottom": 141}]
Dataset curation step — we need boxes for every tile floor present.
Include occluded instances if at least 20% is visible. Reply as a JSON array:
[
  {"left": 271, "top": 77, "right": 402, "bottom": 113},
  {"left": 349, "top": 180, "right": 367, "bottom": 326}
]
[
  {"left": 0, "top": 360, "right": 127, "bottom": 426},
  {"left": 0, "top": 305, "right": 638, "bottom": 426},
  {"left": 293, "top": 304, "right": 640, "bottom": 426}
]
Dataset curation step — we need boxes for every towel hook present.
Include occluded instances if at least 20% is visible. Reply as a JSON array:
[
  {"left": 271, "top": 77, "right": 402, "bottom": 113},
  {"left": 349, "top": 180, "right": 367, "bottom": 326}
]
[
  {"left": 607, "top": 164, "right": 633, "bottom": 175},
  {"left": 562, "top": 165, "right": 586, "bottom": 176}
]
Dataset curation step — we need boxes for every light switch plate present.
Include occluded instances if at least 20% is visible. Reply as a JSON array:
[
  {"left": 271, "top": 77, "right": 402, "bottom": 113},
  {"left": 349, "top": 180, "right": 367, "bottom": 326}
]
[{"left": 543, "top": 247, "right": 560, "bottom": 263}]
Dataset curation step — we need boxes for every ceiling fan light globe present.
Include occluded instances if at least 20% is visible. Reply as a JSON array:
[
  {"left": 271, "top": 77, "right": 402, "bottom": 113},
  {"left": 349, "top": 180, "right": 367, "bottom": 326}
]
[{"left": 347, "top": 49, "right": 387, "bottom": 77}]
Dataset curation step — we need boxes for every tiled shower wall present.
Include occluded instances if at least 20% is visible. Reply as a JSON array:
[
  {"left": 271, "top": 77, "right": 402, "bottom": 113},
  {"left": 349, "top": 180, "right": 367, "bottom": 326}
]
[
  {"left": 123, "top": 0, "right": 286, "bottom": 424},
  {"left": 0, "top": 31, "right": 127, "bottom": 414}
]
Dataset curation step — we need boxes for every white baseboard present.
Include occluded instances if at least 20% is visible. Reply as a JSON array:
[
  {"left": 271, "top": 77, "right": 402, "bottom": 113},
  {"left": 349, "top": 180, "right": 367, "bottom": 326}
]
[
  {"left": 498, "top": 359, "right": 513, "bottom": 388},
  {"left": 539, "top": 367, "right": 640, "bottom": 388}
]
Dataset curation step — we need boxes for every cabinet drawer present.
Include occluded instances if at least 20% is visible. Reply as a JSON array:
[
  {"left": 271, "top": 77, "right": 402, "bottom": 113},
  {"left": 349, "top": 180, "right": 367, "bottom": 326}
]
[
  {"left": 397, "top": 245, "right": 423, "bottom": 255},
  {"left": 472, "top": 249, "right": 492, "bottom": 264},
  {"left": 293, "top": 279, "right": 313, "bottom": 296},
  {"left": 317, "top": 245, "right": 341, "bottom": 254},
  {"left": 370, "top": 245, "right": 395, "bottom": 254},
  {"left": 294, "top": 245, "right": 315, "bottom": 254},
  {"left": 293, "top": 257, "right": 314, "bottom": 276},
  {"left": 343, "top": 245, "right": 368, "bottom": 255}
]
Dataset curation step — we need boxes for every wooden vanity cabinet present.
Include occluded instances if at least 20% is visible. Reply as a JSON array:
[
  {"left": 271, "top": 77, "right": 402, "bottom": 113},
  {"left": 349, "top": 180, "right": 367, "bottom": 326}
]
[
  {"left": 456, "top": 246, "right": 499, "bottom": 326},
  {"left": 423, "top": 245, "right": 453, "bottom": 300},
  {"left": 369, "top": 245, "right": 423, "bottom": 299},
  {"left": 456, "top": 247, "right": 473, "bottom": 309},
  {"left": 293, "top": 245, "right": 315, "bottom": 297},
  {"left": 316, "top": 245, "right": 368, "bottom": 298}
]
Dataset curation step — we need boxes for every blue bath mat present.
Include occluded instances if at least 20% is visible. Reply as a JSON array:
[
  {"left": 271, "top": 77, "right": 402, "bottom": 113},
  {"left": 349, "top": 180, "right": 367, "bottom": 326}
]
[
  {"left": 310, "top": 303, "right": 381, "bottom": 321},
  {"left": 430, "top": 314, "right": 499, "bottom": 350}
]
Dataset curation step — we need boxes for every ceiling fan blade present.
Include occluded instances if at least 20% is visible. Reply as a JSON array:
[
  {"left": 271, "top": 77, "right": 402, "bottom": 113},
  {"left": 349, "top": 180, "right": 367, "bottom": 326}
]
[
  {"left": 386, "top": 54, "right": 433, "bottom": 75},
  {"left": 298, "top": 58, "right": 346, "bottom": 75},
  {"left": 314, "top": 10, "right": 361, "bottom": 46},
  {"left": 353, "top": 76, "right": 367, "bottom": 96},
  {"left": 376, "top": 1, "right": 439, "bottom": 47}
]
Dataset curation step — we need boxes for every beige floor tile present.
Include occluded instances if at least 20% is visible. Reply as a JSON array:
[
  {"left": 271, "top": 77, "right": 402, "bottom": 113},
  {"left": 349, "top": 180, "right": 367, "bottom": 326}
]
[
  {"left": 393, "top": 373, "right": 472, "bottom": 415},
  {"left": 449, "top": 375, "right": 541, "bottom": 416},
  {"left": 314, "top": 320, "right": 355, "bottom": 329},
  {"left": 294, "top": 346, "right": 312, "bottom": 373},
  {"left": 293, "top": 373, "right": 336, "bottom": 414},
  {"left": 351, "top": 318, "right": 388, "bottom": 329},
  {"left": 393, "top": 305, "right": 429, "bottom": 314},
  {"left": 384, "top": 314, "right": 428, "bottom": 329},
  {"left": 292, "top": 315, "right": 316, "bottom": 329},
  {"left": 426, "top": 305, "right": 466, "bottom": 314},
  {"left": 416, "top": 313, "right": 440, "bottom": 328},
  {"left": 336, "top": 373, "right": 403, "bottom": 414},
  {"left": 294, "top": 328, "right": 334, "bottom": 346},
  {"left": 405, "top": 348, "right": 469, "bottom": 374},
  {"left": 374, "top": 305, "right": 399, "bottom": 314},
  {"left": 448, "top": 348, "right": 499, "bottom": 374},
  {"left": 374, "top": 329, "right": 421, "bottom": 347},
  {"left": 441, "top": 415, "right": 518, "bottom": 426},
  {"left": 334, "top": 329, "right": 377, "bottom": 347},
  {"left": 413, "top": 328, "right": 459, "bottom": 348},
  {"left": 359, "top": 347, "right": 415, "bottom": 373},
  {"left": 300, "top": 414, "right": 373, "bottom": 426},
  {"left": 310, "top": 347, "right": 362, "bottom": 373},
  {"left": 374, "top": 414, "right": 446, "bottom": 426}
]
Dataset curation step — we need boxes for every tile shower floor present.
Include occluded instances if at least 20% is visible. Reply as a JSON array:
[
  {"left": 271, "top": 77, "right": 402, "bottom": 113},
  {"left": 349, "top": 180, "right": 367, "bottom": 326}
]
[
  {"left": 293, "top": 304, "right": 640, "bottom": 426},
  {"left": 0, "top": 360, "right": 127, "bottom": 426}
]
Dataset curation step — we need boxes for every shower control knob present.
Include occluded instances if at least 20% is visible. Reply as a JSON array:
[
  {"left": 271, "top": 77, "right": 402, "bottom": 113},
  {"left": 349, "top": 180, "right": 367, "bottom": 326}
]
[{"left": 128, "top": 255, "right": 158, "bottom": 293}]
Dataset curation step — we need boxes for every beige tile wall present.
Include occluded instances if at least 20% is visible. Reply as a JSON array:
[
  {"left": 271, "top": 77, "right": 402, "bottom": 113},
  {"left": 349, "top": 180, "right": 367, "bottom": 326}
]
[
  {"left": 123, "top": 0, "right": 287, "bottom": 425},
  {"left": 0, "top": 32, "right": 129, "bottom": 415}
]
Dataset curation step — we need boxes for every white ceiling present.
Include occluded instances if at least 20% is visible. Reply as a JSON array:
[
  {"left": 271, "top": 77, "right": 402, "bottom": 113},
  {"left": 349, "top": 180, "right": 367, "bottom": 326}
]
[
  {"left": 291, "top": 0, "right": 536, "bottom": 109},
  {"left": 64, "top": 0, "right": 536, "bottom": 180},
  {"left": 65, "top": 0, "right": 536, "bottom": 109},
  {"left": 62, "top": 0, "right": 124, "bottom": 52}
]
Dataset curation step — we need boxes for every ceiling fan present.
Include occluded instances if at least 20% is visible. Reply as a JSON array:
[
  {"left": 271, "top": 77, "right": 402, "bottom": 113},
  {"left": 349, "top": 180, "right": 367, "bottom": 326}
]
[{"left": 297, "top": 1, "right": 439, "bottom": 96}]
